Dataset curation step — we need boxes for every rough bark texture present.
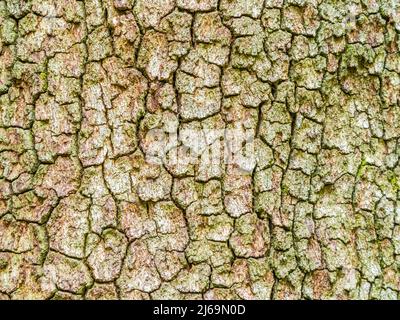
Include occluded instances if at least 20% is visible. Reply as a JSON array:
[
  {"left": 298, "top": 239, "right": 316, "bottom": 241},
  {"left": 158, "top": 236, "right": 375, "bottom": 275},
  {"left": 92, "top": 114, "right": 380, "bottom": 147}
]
[{"left": 0, "top": 0, "right": 400, "bottom": 300}]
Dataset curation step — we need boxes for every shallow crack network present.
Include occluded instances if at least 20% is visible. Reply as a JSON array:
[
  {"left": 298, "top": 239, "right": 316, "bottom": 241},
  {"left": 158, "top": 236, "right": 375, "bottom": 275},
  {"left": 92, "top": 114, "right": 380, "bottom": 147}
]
[{"left": 0, "top": 0, "right": 400, "bottom": 300}]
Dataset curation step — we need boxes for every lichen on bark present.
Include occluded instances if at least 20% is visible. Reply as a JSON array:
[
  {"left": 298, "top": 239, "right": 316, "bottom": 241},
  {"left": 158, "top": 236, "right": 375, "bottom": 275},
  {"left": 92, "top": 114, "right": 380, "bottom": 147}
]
[{"left": 0, "top": 0, "right": 400, "bottom": 300}]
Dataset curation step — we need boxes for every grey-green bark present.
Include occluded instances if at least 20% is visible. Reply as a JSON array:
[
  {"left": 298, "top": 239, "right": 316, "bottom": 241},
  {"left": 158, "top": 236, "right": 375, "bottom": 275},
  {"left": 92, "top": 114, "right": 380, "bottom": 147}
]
[{"left": 0, "top": 0, "right": 400, "bottom": 300}]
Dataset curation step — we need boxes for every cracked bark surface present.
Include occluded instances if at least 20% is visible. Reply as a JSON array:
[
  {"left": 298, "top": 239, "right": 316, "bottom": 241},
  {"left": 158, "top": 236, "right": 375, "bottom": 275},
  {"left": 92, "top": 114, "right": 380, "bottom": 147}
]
[{"left": 0, "top": 0, "right": 400, "bottom": 300}]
